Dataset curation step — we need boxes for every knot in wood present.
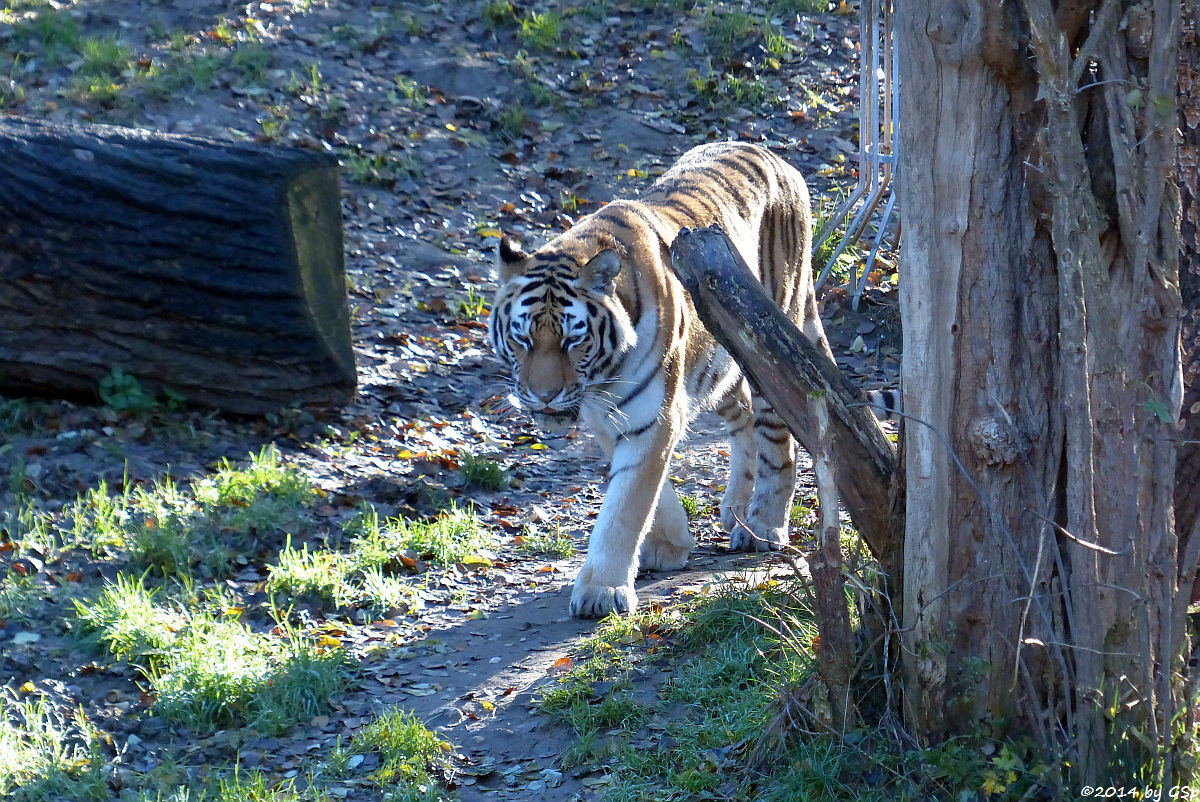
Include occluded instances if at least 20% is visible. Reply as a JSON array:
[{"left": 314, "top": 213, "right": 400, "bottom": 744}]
[{"left": 970, "top": 417, "right": 1020, "bottom": 465}]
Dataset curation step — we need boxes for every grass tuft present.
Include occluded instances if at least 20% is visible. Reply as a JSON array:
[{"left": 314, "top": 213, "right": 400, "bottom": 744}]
[
  {"left": 150, "top": 617, "right": 351, "bottom": 735},
  {"left": 517, "top": 11, "right": 562, "bottom": 52},
  {"left": 72, "top": 573, "right": 183, "bottom": 670},
  {"left": 459, "top": 452, "right": 509, "bottom": 491},
  {"left": 0, "top": 688, "right": 108, "bottom": 801},
  {"left": 348, "top": 504, "right": 491, "bottom": 566},
  {"left": 515, "top": 523, "right": 575, "bottom": 559},
  {"left": 333, "top": 707, "right": 452, "bottom": 797}
]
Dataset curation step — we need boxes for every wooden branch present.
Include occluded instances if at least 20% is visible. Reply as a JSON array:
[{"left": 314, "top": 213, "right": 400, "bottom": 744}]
[
  {"left": 808, "top": 392, "right": 860, "bottom": 732},
  {"left": 0, "top": 116, "right": 356, "bottom": 415},
  {"left": 669, "top": 225, "right": 899, "bottom": 578}
]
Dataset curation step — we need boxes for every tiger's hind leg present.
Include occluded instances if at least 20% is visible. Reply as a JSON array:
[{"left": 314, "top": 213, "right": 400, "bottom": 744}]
[
  {"left": 639, "top": 479, "right": 692, "bottom": 572},
  {"left": 730, "top": 395, "right": 795, "bottom": 552},
  {"left": 716, "top": 380, "right": 757, "bottom": 535}
]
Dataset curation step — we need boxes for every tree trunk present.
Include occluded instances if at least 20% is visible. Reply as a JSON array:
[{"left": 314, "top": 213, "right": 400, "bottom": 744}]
[
  {"left": 898, "top": 0, "right": 1184, "bottom": 784},
  {"left": 1177, "top": 0, "right": 1200, "bottom": 557},
  {"left": 0, "top": 116, "right": 356, "bottom": 415}
]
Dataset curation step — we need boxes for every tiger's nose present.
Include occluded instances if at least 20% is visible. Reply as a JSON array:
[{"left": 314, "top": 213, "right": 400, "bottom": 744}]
[{"left": 533, "top": 389, "right": 559, "bottom": 405}]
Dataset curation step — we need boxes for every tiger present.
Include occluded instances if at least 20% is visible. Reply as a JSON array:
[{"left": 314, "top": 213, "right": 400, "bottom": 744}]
[{"left": 488, "top": 141, "right": 835, "bottom": 618}]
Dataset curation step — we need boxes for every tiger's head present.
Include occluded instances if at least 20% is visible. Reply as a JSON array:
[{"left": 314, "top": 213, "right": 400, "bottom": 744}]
[{"left": 488, "top": 233, "right": 636, "bottom": 432}]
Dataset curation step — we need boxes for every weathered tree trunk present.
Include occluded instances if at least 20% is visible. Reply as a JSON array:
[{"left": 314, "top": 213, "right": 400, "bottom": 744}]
[
  {"left": 1177, "top": 0, "right": 1200, "bottom": 556},
  {"left": 0, "top": 116, "right": 356, "bottom": 415},
  {"left": 669, "top": 226, "right": 899, "bottom": 582},
  {"left": 898, "top": 0, "right": 1185, "bottom": 784}
]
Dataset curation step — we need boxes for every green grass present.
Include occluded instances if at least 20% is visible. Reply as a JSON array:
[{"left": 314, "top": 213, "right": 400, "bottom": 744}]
[
  {"left": 153, "top": 619, "right": 351, "bottom": 735},
  {"left": 812, "top": 190, "right": 866, "bottom": 285},
  {"left": 0, "top": 573, "right": 39, "bottom": 623},
  {"left": 688, "top": 68, "right": 771, "bottom": 115},
  {"left": 702, "top": 9, "right": 761, "bottom": 59},
  {"left": 266, "top": 539, "right": 355, "bottom": 606},
  {"left": 197, "top": 445, "right": 314, "bottom": 515},
  {"left": 347, "top": 504, "right": 492, "bottom": 567},
  {"left": 211, "top": 769, "right": 327, "bottom": 802},
  {"left": 517, "top": 10, "right": 562, "bottom": 52},
  {"left": 2, "top": 8, "right": 81, "bottom": 65},
  {"left": 265, "top": 535, "right": 422, "bottom": 616},
  {"left": 0, "top": 688, "right": 108, "bottom": 801},
  {"left": 459, "top": 452, "right": 508, "bottom": 490},
  {"left": 540, "top": 577, "right": 1062, "bottom": 800},
  {"left": 455, "top": 287, "right": 490, "bottom": 321},
  {"left": 340, "top": 147, "right": 417, "bottom": 187},
  {"left": 36, "top": 445, "right": 318, "bottom": 578},
  {"left": 496, "top": 102, "right": 527, "bottom": 141},
  {"left": 678, "top": 494, "right": 714, "bottom": 519},
  {"left": 72, "top": 572, "right": 351, "bottom": 735},
  {"left": 72, "top": 573, "right": 183, "bottom": 670},
  {"left": 771, "top": 0, "right": 830, "bottom": 13},
  {"left": 329, "top": 707, "right": 451, "bottom": 798},
  {"left": 541, "top": 581, "right": 849, "bottom": 797},
  {"left": 0, "top": 396, "right": 30, "bottom": 434},
  {"left": 482, "top": 0, "right": 515, "bottom": 29},
  {"left": 515, "top": 523, "right": 575, "bottom": 559}
]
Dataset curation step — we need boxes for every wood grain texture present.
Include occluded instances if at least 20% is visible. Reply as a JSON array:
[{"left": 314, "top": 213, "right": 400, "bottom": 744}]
[{"left": 0, "top": 116, "right": 355, "bottom": 414}]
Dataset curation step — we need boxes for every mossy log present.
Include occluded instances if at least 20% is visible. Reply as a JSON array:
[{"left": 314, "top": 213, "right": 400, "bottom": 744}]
[{"left": 0, "top": 116, "right": 355, "bottom": 415}]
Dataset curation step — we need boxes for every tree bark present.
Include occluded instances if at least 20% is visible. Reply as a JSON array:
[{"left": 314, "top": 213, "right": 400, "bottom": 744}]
[
  {"left": 0, "top": 116, "right": 356, "bottom": 415},
  {"left": 1177, "top": 0, "right": 1200, "bottom": 560},
  {"left": 897, "top": 0, "right": 1062, "bottom": 742},
  {"left": 898, "top": 0, "right": 1184, "bottom": 783},
  {"left": 669, "top": 225, "right": 900, "bottom": 582}
]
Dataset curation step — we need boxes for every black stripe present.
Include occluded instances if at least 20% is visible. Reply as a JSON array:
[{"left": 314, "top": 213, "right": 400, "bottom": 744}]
[
  {"left": 728, "top": 421, "right": 752, "bottom": 436},
  {"left": 758, "top": 454, "right": 793, "bottom": 472},
  {"left": 758, "top": 430, "right": 788, "bottom": 446},
  {"left": 609, "top": 465, "right": 634, "bottom": 480},
  {"left": 717, "top": 151, "right": 772, "bottom": 187},
  {"left": 617, "top": 419, "right": 656, "bottom": 442},
  {"left": 698, "top": 169, "right": 751, "bottom": 218},
  {"left": 617, "top": 366, "right": 660, "bottom": 409},
  {"left": 754, "top": 419, "right": 789, "bottom": 431},
  {"left": 657, "top": 196, "right": 704, "bottom": 223}
]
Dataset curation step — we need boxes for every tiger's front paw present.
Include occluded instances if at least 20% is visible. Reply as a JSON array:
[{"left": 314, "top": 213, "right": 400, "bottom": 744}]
[
  {"left": 729, "top": 520, "right": 788, "bottom": 552},
  {"left": 720, "top": 498, "right": 750, "bottom": 533},
  {"left": 569, "top": 572, "right": 637, "bottom": 618}
]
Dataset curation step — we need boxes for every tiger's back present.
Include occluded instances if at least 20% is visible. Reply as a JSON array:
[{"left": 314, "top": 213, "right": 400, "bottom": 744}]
[{"left": 489, "top": 142, "right": 831, "bottom": 618}]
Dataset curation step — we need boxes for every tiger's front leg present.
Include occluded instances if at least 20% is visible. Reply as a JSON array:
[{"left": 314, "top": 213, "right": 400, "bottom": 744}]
[{"left": 570, "top": 421, "right": 681, "bottom": 618}]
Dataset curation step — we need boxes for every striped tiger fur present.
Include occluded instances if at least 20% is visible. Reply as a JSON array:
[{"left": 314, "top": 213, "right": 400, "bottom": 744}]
[
  {"left": 488, "top": 141, "right": 834, "bottom": 618},
  {"left": 864, "top": 388, "right": 901, "bottom": 421}
]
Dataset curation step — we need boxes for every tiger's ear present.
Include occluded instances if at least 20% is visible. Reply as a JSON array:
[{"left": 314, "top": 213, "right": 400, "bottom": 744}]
[
  {"left": 579, "top": 249, "right": 622, "bottom": 294},
  {"left": 496, "top": 235, "right": 527, "bottom": 282}
]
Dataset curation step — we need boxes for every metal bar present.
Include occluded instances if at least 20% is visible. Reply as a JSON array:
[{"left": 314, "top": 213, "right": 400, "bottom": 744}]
[{"left": 815, "top": 0, "right": 900, "bottom": 310}]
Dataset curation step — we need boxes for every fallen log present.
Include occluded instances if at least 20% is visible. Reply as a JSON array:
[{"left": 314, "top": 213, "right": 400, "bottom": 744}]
[
  {"left": 669, "top": 224, "right": 900, "bottom": 578},
  {"left": 0, "top": 116, "right": 356, "bottom": 415}
]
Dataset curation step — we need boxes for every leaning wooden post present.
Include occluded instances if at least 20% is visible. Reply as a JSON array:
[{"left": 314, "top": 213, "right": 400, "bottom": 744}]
[
  {"left": 669, "top": 224, "right": 901, "bottom": 584},
  {"left": 0, "top": 116, "right": 356, "bottom": 415},
  {"left": 808, "top": 390, "right": 859, "bottom": 732}
]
